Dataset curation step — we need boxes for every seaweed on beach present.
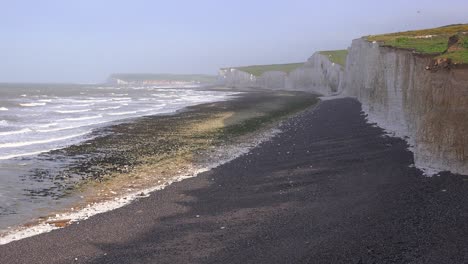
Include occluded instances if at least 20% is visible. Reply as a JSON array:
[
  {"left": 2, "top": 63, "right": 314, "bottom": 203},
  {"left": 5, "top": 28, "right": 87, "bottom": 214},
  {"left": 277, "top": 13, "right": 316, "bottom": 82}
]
[{"left": 19, "top": 91, "right": 319, "bottom": 201}]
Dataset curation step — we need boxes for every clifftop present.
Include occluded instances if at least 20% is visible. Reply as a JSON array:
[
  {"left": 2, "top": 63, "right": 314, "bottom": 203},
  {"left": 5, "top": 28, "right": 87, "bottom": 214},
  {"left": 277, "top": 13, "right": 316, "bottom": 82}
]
[
  {"left": 221, "top": 63, "right": 304, "bottom": 77},
  {"left": 367, "top": 24, "right": 468, "bottom": 65},
  {"left": 318, "top": 50, "right": 348, "bottom": 66}
]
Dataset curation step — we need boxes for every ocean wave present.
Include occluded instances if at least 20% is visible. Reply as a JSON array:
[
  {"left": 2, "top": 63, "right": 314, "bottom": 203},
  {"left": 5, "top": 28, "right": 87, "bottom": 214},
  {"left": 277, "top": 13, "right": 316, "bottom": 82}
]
[
  {"left": 0, "top": 107, "right": 8, "bottom": 111},
  {"left": 65, "top": 104, "right": 94, "bottom": 108},
  {"left": 36, "top": 126, "right": 79, "bottom": 133},
  {"left": 19, "top": 103, "right": 46, "bottom": 107},
  {"left": 98, "top": 106, "right": 121, "bottom": 110},
  {"left": 55, "top": 109, "right": 91, "bottom": 114},
  {"left": 0, "top": 120, "right": 8, "bottom": 126},
  {"left": 36, "top": 120, "right": 110, "bottom": 132},
  {"left": 0, "top": 131, "right": 89, "bottom": 149},
  {"left": 152, "top": 94, "right": 178, "bottom": 97},
  {"left": 35, "top": 123, "right": 58, "bottom": 128},
  {"left": 0, "top": 128, "right": 32, "bottom": 136},
  {"left": 111, "top": 98, "right": 132, "bottom": 101},
  {"left": 61, "top": 115, "right": 102, "bottom": 122},
  {"left": 0, "top": 148, "right": 60, "bottom": 160},
  {"left": 73, "top": 99, "right": 108, "bottom": 103},
  {"left": 38, "top": 99, "right": 52, "bottom": 102},
  {"left": 107, "top": 111, "right": 137, "bottom": 116}
]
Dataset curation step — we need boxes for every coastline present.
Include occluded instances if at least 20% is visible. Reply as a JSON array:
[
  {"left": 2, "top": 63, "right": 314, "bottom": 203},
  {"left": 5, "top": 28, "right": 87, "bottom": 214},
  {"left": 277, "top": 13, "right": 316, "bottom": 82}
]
[
  {"left": 0, "top": 90, "right": 319, "bottom": 244},
  {"left": 2, "top": 98, "right": 466, "bottom": 263}
]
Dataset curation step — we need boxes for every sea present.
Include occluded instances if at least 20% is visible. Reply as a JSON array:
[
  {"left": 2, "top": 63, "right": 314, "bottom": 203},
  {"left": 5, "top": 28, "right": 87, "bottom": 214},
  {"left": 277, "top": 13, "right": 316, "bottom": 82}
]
[{"left": 0, "top": 83, "right": 236, "bottom": 230}]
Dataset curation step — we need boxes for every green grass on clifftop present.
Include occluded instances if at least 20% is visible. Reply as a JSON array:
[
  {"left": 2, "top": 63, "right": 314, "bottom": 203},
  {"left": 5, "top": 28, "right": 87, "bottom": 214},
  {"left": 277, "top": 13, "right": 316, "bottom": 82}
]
[
  {"left": 367, "top": 24, "right": 468, "bottom": 64},
  {"left": 225, "top": 63, "right": 304, "bottom": 77},
  {"left": 319, "top": 50, "right": 348, "bottom": 66}
]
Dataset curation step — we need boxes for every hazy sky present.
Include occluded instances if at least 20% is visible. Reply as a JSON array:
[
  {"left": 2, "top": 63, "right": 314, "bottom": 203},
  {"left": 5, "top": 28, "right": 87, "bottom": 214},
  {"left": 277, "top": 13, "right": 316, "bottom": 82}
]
[{"left": 1, "top": 0, "right": 467, "bottom": 83}]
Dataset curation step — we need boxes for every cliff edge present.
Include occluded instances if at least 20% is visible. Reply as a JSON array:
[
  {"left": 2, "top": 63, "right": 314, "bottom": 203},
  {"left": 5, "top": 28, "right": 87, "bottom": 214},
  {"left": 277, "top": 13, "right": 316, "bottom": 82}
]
[{"left": 342, "top": 25, "right": 468, "bottom": 175}]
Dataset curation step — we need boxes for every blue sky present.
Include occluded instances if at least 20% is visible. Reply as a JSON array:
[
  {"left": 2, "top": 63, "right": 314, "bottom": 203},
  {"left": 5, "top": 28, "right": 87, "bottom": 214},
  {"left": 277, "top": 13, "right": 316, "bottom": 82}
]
[{"left": 1, "top": 0, "right": 467, "bottom": 83}]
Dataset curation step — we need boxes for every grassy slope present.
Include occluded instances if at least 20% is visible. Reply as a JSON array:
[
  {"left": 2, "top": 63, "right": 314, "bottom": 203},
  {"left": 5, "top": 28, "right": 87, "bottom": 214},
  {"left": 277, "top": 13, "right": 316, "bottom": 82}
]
[
  {"left": 224, "top": 63, "right": 304, "bottom": 77},
  {"left": 319, "top": 50, "right": 348, "bottom": 66},
  {"left": 367, "top": 24, "right": 468, "bottom": 64},
  {"left": 110, "top": 73, "right": 217, "bottom": 83}
]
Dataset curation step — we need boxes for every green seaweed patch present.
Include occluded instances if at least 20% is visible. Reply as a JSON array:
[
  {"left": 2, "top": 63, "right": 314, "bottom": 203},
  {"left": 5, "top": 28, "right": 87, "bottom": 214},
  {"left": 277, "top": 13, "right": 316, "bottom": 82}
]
[{"left": 220, "top": 95, "right": 319, "bottom": 137}]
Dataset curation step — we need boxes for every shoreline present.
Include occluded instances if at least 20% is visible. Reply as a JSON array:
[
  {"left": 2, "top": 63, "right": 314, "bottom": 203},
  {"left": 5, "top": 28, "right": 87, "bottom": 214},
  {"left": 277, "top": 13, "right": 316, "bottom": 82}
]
[
  {"left": 0, "top": 125, "right": 282, "bottom": 245},
  {"left": 2, "top": 98, "right": 466, "bottom": 263},
  {"left": 0, "top": 90, "right": 319, "bottom": 244}
]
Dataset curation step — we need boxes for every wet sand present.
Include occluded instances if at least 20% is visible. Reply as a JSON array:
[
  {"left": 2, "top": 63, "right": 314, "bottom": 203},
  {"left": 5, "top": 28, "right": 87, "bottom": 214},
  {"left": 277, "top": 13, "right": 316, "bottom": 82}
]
[{"left": 1, "top": 98, "right": 468, "bottom": 263}]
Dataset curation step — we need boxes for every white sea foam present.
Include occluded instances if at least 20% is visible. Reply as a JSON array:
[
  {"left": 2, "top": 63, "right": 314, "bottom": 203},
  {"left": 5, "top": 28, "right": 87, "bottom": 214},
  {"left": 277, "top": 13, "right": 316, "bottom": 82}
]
[
  {"left": 67, "top": 104, "right": 94, "bottom": 107},
  {"left": 0, "top": 131, "right": 89, "bottom": 149},
  {"left": 0, "top": 128, "right": 32, "bottom": 136},
  {"left": 55, "top": 109, "right": 91, "bottom": 114},
  {"left": 98, "top": 106, "right": 121, "bottom": 111},
  {"left": 38, "top": 99, "right": 52, "bottom": 102},
  {"left": 74, "top": 99, "right": 108, "bottom": 103},
  {"left": 35, "top": 120, "right": 108, "bottom": 132},
  {"left": 107, "top": 111, "right": 137, "bottom": 116},
  {"left": 0, "top": 107, "right": 8, "bottom": 111},
  {"left": 0, "top": 120, "right": 8, "bottom": 126},
  {"left": 19, "top": 103, "right": 46, "bottom": 107}
]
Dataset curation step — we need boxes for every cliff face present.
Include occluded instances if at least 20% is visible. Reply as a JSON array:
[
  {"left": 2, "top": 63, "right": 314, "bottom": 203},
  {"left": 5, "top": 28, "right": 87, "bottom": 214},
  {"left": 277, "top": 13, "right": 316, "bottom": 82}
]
[
  {"left": 219, "top": 68, "right": 256, "bottom": 88},
  {"left": 257, "top": 71, "right": 287, "bottom": 90},
  {"left": 342, "top": 38, "right": 468, "bottom": 175},
  {"left": 287, "top": 53, "right": 344, "bottom": 94},
  {"left": 219, "top": 52, "right": 344, "bottom": 95}
]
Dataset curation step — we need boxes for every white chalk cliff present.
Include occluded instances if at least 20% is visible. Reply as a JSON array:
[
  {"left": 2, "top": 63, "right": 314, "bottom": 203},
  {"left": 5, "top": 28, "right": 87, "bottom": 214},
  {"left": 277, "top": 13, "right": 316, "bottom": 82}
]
[
  {"left": 219, "top": 52, "right": 344, "bottom": 95},
  {"left": 219, "top": 38, "right": 467, "bottom": 175},
  {"left": 341, "top": 38, "right": 468, "bottom": 175}
]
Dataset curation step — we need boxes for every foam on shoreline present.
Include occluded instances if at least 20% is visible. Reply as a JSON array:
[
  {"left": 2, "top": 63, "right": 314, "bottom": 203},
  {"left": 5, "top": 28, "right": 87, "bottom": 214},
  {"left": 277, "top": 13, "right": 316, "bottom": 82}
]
[{"left": 0, "top": 126, "right": 281, "bottom": 245}]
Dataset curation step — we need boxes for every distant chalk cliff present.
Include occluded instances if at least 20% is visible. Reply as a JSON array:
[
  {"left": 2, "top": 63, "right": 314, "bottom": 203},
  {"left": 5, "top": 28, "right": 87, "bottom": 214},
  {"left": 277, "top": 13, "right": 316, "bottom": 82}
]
[
  {"left": 219, "top": 52, "right": 345, "bottom": 96},
  {"left": 108, "top": 73, "right": 217, "bottom": 86}
]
